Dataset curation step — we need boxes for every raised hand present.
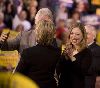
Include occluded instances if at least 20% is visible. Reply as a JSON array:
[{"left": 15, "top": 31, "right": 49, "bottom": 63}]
[
  {"left": 63, "top": 43, "right": 73, "bottom": 58},
  {"left": 0, "top": 32, "right": 9, "bottom": 42}
]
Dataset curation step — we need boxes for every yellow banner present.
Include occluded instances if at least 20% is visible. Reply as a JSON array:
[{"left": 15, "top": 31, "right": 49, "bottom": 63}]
[
  {"left": 2, "top": 29, "right": 20, "bottom": 40},
  {"left": 92, "top": 0, "right": 100, "bottom": 5},
  {"left": 0, "top": 50, "right": 19, "bottom": 67},
  {"left": 96, "top": 30, "right": 100, "bottom": 46},
  {"left": 0, "top": 72, "right": 39, "bottom": 88},
  {"left": 96, "top": 8, "right": 100, "bottom": 16}
]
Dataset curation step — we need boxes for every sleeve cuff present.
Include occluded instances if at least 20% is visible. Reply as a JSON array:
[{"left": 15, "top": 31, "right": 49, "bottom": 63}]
[{"left": 71, "top": 57, "right": 76, "bottom": 62}]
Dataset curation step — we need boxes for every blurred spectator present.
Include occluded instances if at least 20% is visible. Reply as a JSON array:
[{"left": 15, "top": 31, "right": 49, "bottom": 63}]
[
  {"left": 56, "top": 3, "right": 68, "bottom": 24},
  {"left": 27, "top": 0, "right": 38, "bottom": 26},
  {"left": 56, "top": 19, "right": 68, "bottom": 48},
  {"left": 15, "top": 24, "right": 24, "bottom": 32},
  {"left": 74, "top": 1, "right": 89, "bottom": 16},
  {"left": 16, "top": 0, "right": 27, "bottom": 14},
  {"left": 68, "top": 11, "right": 81, "bottom": 23},
  {"left": 13, "top": 9, "right": 31, "bottom": 31},
  {"left": 0, "top": 11, "right": 6, "bottom": 34},
  {"left": 56, "top": 19, "right": 66, "bottom": 40},
  {"left": 4, "top": 1, "right": 16, "bottom": 29},
  {"left": 0, "top": 0, "right": 5, "bottom": 12},
  {"left": 71, "top": 11, "right": 80, "bottom": 22}
]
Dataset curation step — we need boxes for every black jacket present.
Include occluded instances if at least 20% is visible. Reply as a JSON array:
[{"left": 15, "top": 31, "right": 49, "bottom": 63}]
[
  {"left": 16, "top": 44, "right": 61, "bottom": 88},
  {"left": 88, "top": 42, "right": 100, "bottom": 75},
  {"left": 58, "top": 48, "right": 92, "bottom": 88}
]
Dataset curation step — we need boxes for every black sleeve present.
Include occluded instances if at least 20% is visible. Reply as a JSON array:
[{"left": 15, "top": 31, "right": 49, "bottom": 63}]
[
  {"left": 56, "top": 55, "right": 69, "bottom": 78},
  {"left": 15, "top": 49, "right": 30, "bottom": 75},
  {"left": 72, "top": 49, "right": 92, "bottom": 76}
]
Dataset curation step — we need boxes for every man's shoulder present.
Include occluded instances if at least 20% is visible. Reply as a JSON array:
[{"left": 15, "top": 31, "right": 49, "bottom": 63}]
[
  {"left": 88, "top": 42, "right": 100, "bottom": 49},
  {"left": 89, "top": 42, "right": 100, "bottom": 56},
  {"left": 21, "top": 30, "right": 35, "bottom": 36}
]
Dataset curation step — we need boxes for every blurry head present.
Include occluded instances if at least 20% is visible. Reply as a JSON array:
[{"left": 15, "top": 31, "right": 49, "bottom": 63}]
[
  {"left": 0, "top": 11, "right": 4, "bottom": 23},
  {"left": 19, "top": 10, "right": 27, "bottom": 21},
  {"left": 57, "top": 19, "right": 66, "bottom": 28},
  {"left": 85, "top": 25, "right": 96, "bottom": 44},
  {"left": 29, "top": 0, "right": 38, "bottom": 8},
  {"left": 61, "top": 31, "right": 69, "bottom": 44},
  {"left": 35, "top": 20, "right": 55, "bottom": 45},
  {"left": 76, "top": 1, "right": 88, "bottom": 13},
  {"left": 68, "top": 22, "right": 87, "bottom": 51},
  {"left": 59, "top": 3, "right": 67, "bottom": 12},
  {"left": 15, "top": 24, "right": 24, "bottom": 32},
  {"left": 30, "top": 6, "right": 37, "bottom": 17},
  {"left": 72, "top": 11, "right": 80, "bottom": 21},
  {"left": 28, "top": 0, "right": 38, "bottom": 16},
  {"left": 35, "top": 8, "right": 53, "bottom": 24}
]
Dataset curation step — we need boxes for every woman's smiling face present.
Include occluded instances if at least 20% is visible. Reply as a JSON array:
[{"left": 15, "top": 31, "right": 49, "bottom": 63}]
[{"left": 70, "top": 27, "right": 83, "bottom": 46}]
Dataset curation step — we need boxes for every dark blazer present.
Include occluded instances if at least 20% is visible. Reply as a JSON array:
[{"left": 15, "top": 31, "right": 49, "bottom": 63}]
[
  {"left": 84, "top": 42, "right": 100, "bottom": 88},
  {"left": 58, "top": 48, "right": 92, "bottom": 88},
  {"left": 88, "top": 42, "right": 100, "bottom": 75},
  {"left": 16, "top": 44, "right": 61, "bottom": 88}
]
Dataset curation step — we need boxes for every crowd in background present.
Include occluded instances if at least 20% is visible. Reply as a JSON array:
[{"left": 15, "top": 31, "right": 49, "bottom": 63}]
[
  {"left": 0, "top": 0, "right": 99, "bottom": 44},
  {"left": 0, "top": 0, "right": 99, "bottom": 32},
  {"left": 0, "top": 0, "right": 100, "bottom": 88}
]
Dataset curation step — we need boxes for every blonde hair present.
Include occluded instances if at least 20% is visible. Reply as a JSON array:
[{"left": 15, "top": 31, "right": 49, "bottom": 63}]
[
  {"left": 35, "top": 20, "right": 55, "bottom": 45},
  {"left": 68, "top": 22, "right": 87, "bottom": 51}
]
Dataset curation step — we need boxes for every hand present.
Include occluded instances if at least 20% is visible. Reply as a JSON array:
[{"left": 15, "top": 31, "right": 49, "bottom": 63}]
[
  {"left": 0, "top": 33, "right": 8, "bottom": 42},
  {"left": 63, "top": 43, "right": 73, "bottom": 58}
]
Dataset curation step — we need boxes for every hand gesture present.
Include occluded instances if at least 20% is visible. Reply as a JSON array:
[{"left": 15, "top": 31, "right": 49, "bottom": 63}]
[
  {"left": 0, "top": 32, "right": 9, "bottom": 42},
  {"left": 63, "top": 43, "right": 73, "bottom": 58}
]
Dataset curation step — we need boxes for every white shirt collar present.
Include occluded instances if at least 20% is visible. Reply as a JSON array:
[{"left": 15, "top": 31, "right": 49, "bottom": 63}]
[{"left": 88, "top": 41, "right": 94, "bottom": 46}]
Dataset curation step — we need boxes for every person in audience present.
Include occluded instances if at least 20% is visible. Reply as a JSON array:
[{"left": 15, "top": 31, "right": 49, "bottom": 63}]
[
  {"left": 85, "top": 25, "right": 100, "bottom": 88},
  {"left": 13, "top": 9, "right": 31, "bottom": 31},
  {"left": 27, "top": 0, "right": 38, "bottom": 26},
  {"left": 58, "top": 22, "right": 92, "bottom": 88},
  {"left": 15, "top": 24, "right": 24, "bottom": 32},
  {"left": 0, "top": 11, "right": 6, "bottom": 34},
  {"left": 16, "top": 20, "right": 61, "bottom": 88},
  {"left": 4, "top": 1, "right": 16, "bottom": 29}
]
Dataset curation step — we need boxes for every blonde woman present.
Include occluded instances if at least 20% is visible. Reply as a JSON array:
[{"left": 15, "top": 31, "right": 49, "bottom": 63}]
[
  {"left": 58, "top": 22, "right": 92, "bottom": 88},
  {"left": 16, "top": 20, "right": 61, "bottom": 88}
]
